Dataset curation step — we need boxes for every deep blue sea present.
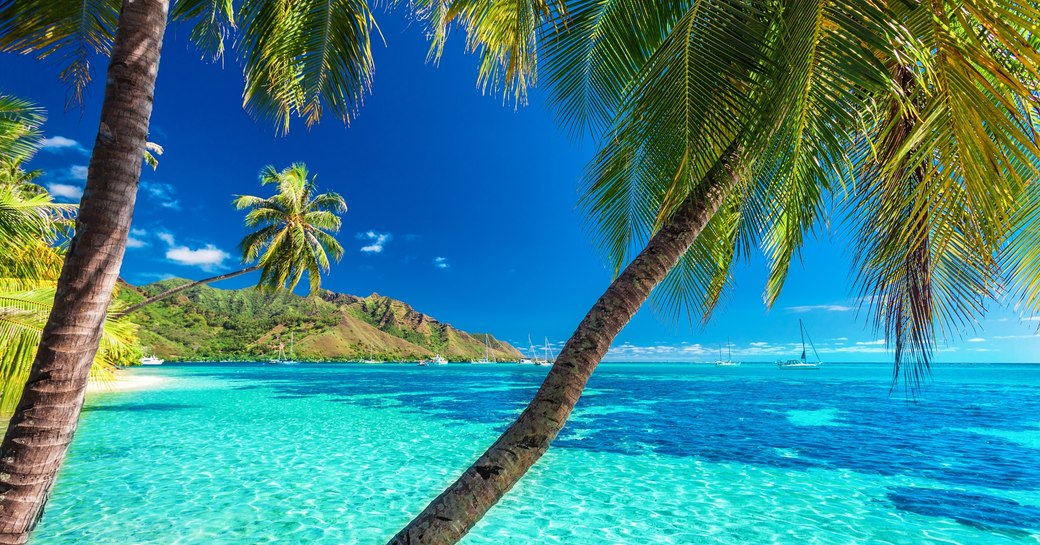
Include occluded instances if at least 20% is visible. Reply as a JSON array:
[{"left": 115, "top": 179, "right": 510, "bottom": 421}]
[{"left": 33, "top": 363, "right": 1040, "bottom": 544}]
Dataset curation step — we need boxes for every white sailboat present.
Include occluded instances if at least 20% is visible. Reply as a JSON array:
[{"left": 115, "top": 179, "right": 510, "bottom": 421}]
[
  {"left": 431, "top": 353, "right": 448, "bottom": 365},
  {"left": 715, "top": 339, "right": 740, "bottom": 367},
  {"left": 281, "top": 332, "right": 299, "bottom": 365},
  {"left": 536, "top": 337, "right": 555, "bottom": 366},
  {"left": 473, "top": 334, "right": 494, "bottom": 364},
  {"left": 777, "top": 320, "right": 823, "bottom": 369},
  {"left": 518, "top": 335, "right": 537, "bottom": 364},
  {"left": 140, "top": 354, "right": 164, "bottom": 366}
]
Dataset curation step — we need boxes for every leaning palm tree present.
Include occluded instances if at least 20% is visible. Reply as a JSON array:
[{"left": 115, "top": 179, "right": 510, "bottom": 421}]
[
  {"left": 0, "top": 0, "right": 376, "bottom": 538},
  {"left": 114, "top": 163, "right": 346, "bottom": 318},
  {"left": 387, "top": 0, "right": 1040, "bottom": 542}
]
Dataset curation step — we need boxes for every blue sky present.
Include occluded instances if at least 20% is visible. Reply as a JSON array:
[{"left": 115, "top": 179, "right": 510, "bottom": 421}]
[{"left": 3, "top": 9, "right": 1039, "bottom": 363}]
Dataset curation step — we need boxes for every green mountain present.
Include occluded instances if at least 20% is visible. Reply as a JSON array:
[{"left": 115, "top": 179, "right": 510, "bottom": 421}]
[{"left": 118, "top": 279, "right": 522, "bottom": 362}]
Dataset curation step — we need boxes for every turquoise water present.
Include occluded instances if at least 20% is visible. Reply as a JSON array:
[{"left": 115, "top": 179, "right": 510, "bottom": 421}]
[{"left": 34, "top": 363, "right": 1040, "bottom": 544}]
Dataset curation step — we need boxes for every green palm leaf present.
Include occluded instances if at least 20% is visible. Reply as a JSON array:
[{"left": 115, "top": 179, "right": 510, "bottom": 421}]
[
  {"left": 233, "top": 163, "right": 346, "bottom": 292},
  {"left": 0, "top": 0, "right": 121, "bottom": 107},
  {"left": 239, "top": 0, "right": 378, "bottom": 134}
]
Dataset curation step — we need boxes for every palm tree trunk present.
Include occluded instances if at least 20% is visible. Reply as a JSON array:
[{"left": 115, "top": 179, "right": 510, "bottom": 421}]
[
  {"left": 114, "top": 265, "right": 261, "bottom": 318},
  {"left": 0, "top": 2, "right": 169, "bottom": 543},
  {"left": 387, "top": 155, "right": 739, "bottom": 545}
]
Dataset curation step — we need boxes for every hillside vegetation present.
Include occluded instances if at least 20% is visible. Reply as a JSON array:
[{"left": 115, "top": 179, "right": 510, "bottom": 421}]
[{"left": 119, "top": 280, "right": 522, "bottom": 362}]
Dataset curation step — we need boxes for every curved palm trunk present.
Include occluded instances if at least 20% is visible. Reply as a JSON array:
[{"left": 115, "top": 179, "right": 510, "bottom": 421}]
[
  {"left": 0, "top": 2, "right": 169, "bottom": 543},
  {"left": 114, "top": 264, "right": 261, "bottom": 318},
  {"left": 388, "top": 158, "right": 737, "bottom": 544}
]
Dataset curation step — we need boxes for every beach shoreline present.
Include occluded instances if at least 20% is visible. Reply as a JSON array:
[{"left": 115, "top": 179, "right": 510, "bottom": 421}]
[{"left": 86, "top": 371, "right": 171, "bottom": 394}]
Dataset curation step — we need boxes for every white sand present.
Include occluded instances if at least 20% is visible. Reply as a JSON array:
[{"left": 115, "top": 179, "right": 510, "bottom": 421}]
[{"left": 86, "top": 371, "right": 171, "bottom": 394}]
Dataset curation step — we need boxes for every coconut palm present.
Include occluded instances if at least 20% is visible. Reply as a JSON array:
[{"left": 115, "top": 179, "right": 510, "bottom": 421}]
[
  {"left": 0, "top": 99, "right": 137, "bottom": 417},
  {"left": 115, "top": 163, "right": 346, "bottom": 318},
  {"left": 387, "top": 0, "right": 1040, "bottom": 542},
  {"left": 0, "top": 0, "right": 376, "bottom": 538}
]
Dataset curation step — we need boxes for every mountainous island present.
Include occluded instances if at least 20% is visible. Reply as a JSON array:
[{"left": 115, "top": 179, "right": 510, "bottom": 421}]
[{"left": 118, "top": 280, "right": 522, "bottom": 362}]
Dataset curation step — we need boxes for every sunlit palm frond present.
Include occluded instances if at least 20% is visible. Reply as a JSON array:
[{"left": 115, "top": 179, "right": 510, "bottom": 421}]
[
  {"left": 0, "top": 282, "right": 139, "bottom": 415},
  {"left": 239, "top": 0, "right": 377, "bottom": 134},
  {"left": 848, "top": 0, "right": 1040, "bottom": 389},
  {"left": 143, "top": 141, "right": 164, "bottom": 170},
  {"left": 0, "top": 0, "right": 121, "bottom": 107},
  {"left": 580, "top": 0, "right": 771, "bottom": 280},
  {"left": 171, "top": 0, "right": 236, "bottom": 61},
  {"left": 752, "top": 0, "right": 899, "bottom": 306},
  {"left": 0, "top": 93, "right": 45, "bottom": 161},
  {"left": 416, "top": 0, "right": 562, "bottom": 105},
  {"left": 235, "top": 163, "right": 347, "bottom": 293},
  {"left": 542, "top": 0, "right": 678, "bottom": 137}
]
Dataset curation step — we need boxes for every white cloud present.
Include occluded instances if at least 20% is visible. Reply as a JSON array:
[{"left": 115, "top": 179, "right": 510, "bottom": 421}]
[
  {"left": 68, "top": 165, "right": 88, "bottom": 181},
  {"left": 787, "top": 304, "right": 855, "bottom": 313},
  {"left": 140, "top": 181, "right": 180, "bottom": 209},
  {"left": 357, "top": 231, "right": 391, "bottom": 253},
  {"left": 433, "top": 256, "right": 449, "bottom": 269},
  {"left": 46, "top": 183, "right": 83, "bottom": 200},
  {"left": 126, "top": 236, "right": 147, "bottom": 248},
  {"left": 830, "top": 337, "right": 849, "bottom": 342},
  {"left": 967, "top": 337, "right": 986, "bottom": 343},
  {"left": 41, "top": 136, "right": 88, "bottom": 155},
  {"left": 166, "top": 244, "right": 230, "bottom": 271},
  {"left": 855, "top": 339, "right": 886, "bottom": 346},
  {"left": 156, "top": 232, "right": 176, "bottom": 246}
]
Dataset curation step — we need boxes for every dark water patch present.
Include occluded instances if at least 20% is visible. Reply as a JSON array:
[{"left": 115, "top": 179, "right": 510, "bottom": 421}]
[
  {"left": 887, "top": 487, "right": 1040, "bottom": 534},
  {"left": 83, "top": 403, "right": 201, "bottom": 413}
]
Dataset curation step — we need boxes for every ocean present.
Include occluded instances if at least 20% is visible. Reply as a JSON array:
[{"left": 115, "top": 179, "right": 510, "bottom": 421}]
[{"left": 33, "top": 362, "right": 1040, "bottom": 544}]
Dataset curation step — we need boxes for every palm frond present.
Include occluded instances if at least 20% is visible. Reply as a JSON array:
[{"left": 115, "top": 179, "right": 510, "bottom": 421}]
[
  {"left": 0, "top": 0, "right": 121, "bottom": 107},
  {"left": 416, "top": 0, "right": 562, "bottom": 105},
  {"left": 239, "top": 0, "right": 377, "bottom": 134},
  {"left": 171, "top": 0, "right": 236, "bottom": 61},
  {"left": 0, "top": 93, "right": 45, "bottom": 161}
]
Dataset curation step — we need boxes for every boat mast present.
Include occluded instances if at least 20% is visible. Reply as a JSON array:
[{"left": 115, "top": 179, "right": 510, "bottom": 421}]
[{"left": 799, "top": 319, "right": 806, "bottom": 363}]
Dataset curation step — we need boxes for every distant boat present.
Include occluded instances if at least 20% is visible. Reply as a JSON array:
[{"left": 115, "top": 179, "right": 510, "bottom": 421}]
[
  {"left": 777, "top": 320, "right": 823, "bottom": 369},
  {"left": 473, "top": 334, "right": 494, "bottom": 364},
  {"left": 536, "top": 337, "right": 555, "bottom": 366},
  {"left": 360, "top": 359, "right": 381, "bottom": 364},
  {"left": 715, "top": 339, "right": 740, "bottom": 367},
  {"left": 140, "top": 354, "right": 164, "bottom": 366},
  {"left": 281, "top": 332, "right": 299, "bottom": 365},
  {"left": 431, "top": 354, "right": 448, "bottom": 365},
  {"left": 517, "top": 335, "right": 538, "bottom": 364}
]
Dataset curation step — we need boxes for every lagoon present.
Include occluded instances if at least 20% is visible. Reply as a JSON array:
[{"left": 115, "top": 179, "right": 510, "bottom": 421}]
[{"left": 35, "top": 363, "right": 1040, "bottom": 544}]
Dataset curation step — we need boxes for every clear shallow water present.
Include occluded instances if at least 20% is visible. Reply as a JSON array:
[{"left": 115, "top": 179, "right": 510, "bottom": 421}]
[{"left": 34, "top": 363, "right": 1040, "bottom": 544}]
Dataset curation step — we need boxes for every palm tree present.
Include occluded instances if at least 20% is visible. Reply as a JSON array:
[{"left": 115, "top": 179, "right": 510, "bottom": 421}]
[
  {"left": 114, "top": 163, "right": 345, "bottom": 318},
  {"left": 0, "top": 98, "right": 138, "bottom": 417},
  {"left": 0, "top": 0, "right": 376, "bottom": 539},
  {"left": 387, "top": 0, "right": 1040, "bottom": 542}
]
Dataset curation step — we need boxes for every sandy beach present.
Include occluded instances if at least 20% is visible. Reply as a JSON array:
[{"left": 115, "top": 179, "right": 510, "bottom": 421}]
[{"left": 86, "top": 371, "right": 171, "bottom": 394}]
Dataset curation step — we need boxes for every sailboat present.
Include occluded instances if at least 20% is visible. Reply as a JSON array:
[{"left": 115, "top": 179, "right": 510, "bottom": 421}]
[
  {"left": 714, "top": 339, "right": 740, "bottom": 367},
  {"left": 268, "top": 332, "right": 299, "bottom": 365},
  {"left": 473, "top": 334, "right": 494, "bottom": 364},
  {"left": 777, "top": 320, "right": 823, "bottom": 369},
  {"left": 536, "top": 337, "right": 555, "bottom": 366},
  {"left": 518, "top": 335, "right": 537, "bottom": 364},
  {"left": 281, "top": 332, "right": 299, "bottom": 365}
]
